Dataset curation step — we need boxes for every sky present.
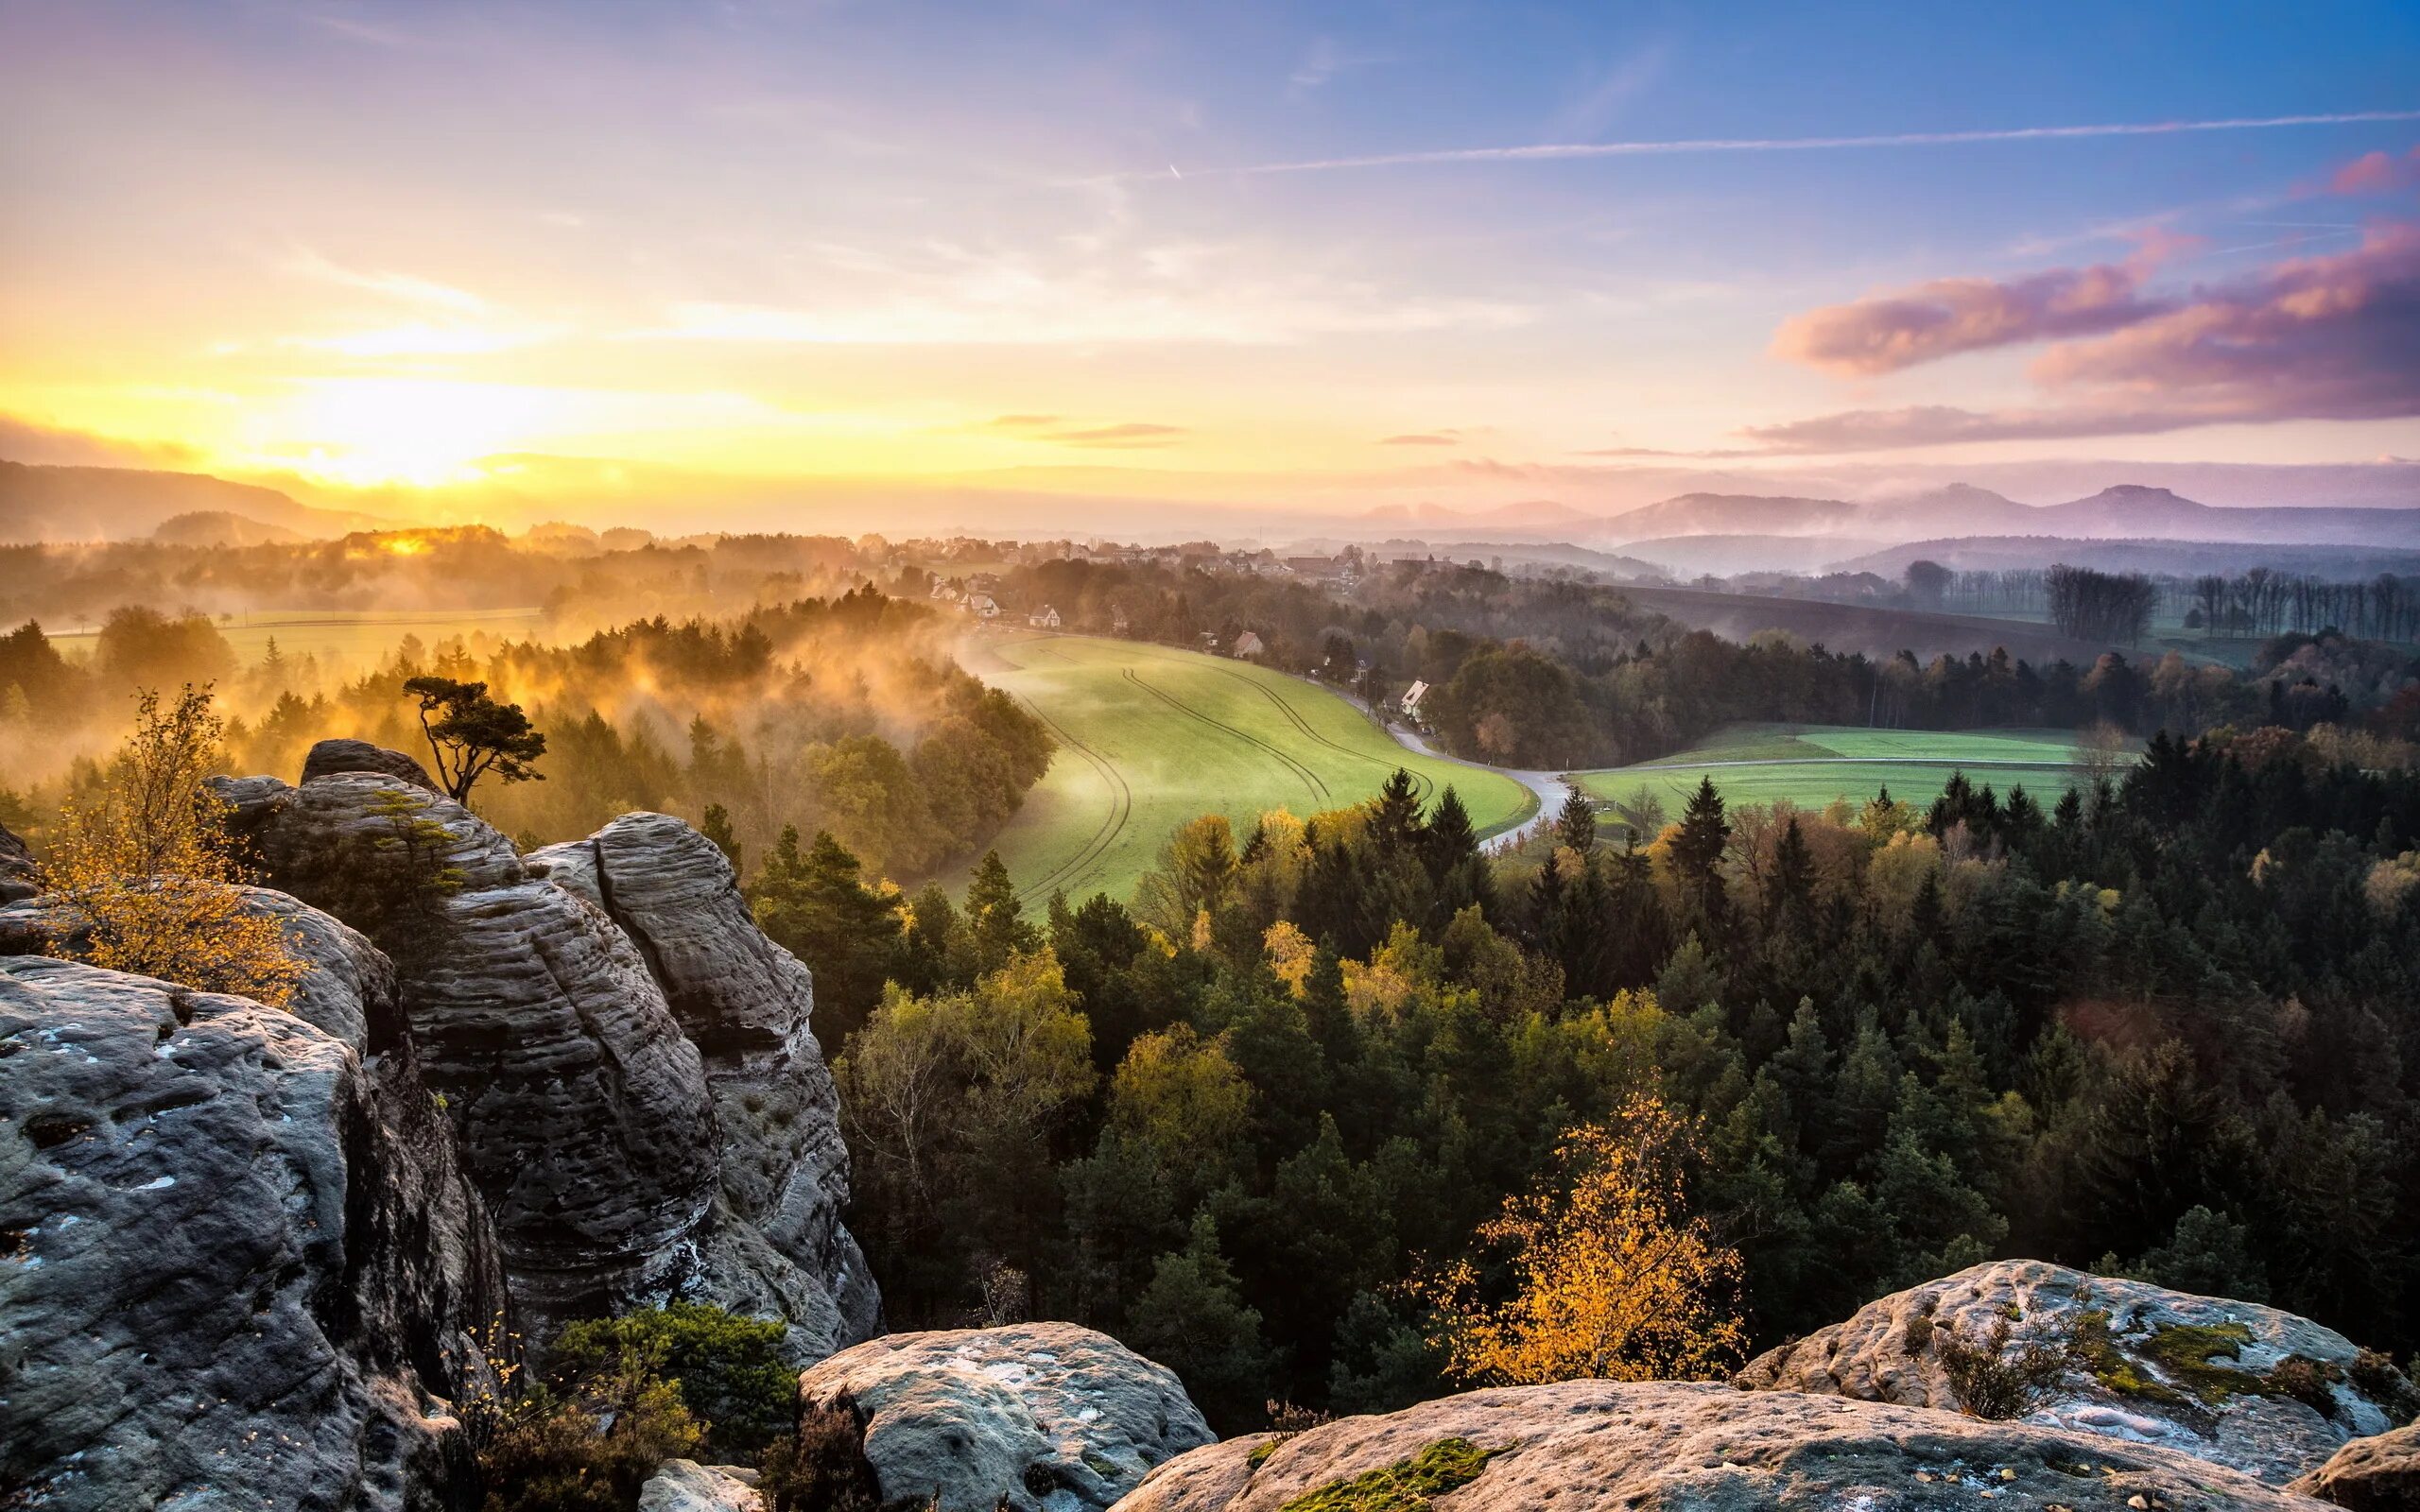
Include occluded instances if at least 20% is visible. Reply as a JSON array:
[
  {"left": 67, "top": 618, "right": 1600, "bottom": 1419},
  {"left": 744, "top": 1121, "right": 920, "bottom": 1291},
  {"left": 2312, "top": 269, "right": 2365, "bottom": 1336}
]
[{"left": 3, "top": 0, "right": 2418, "bottom": 531}]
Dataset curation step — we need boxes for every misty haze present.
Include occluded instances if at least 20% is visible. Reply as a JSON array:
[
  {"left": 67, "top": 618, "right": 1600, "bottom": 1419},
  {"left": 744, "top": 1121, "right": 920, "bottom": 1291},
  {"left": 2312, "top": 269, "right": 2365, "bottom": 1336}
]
[{"left": 4, "top": 6, "right": 2419, "bottom": 1512}]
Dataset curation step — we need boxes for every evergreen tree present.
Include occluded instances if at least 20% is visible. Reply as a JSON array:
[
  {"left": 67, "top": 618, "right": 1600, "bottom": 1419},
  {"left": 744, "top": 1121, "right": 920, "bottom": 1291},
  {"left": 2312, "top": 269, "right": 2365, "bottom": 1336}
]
[
  {"left": 1554, "top": 789, "right": 1598, "bottom": 854},
  {"left": 963, "top": 850, "right": 1039, "bottom": 972},
  {"left": 1669, "top": 777, "right": 1732, "bottom": 924},
  {"left": 1124, "top": 1213, "right": 1270, "bottom": 1432},
  {"left": 749, "top": 827, "right": 900, "bottom": 1044},
  {"left": 700, "top": 802, "right": 743, "bottom": 879}
]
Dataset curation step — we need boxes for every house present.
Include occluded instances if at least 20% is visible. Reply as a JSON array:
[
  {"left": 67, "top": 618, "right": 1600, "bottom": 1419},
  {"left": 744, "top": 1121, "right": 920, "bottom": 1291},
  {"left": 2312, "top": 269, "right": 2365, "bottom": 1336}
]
[
  {"left": 1232, "top": 630, "right": 1266, "bottom": 660},
  {"left": 1399, "top": 679, "right": 1430, "bottom": 718},
  {"left": 1028, "top": 605, "right": 1063, "bottom": 628},
  {"left": 963, "top": 593, "right": 1000, "bottom": 618},
  {"left": 1111, "top": 608, "right": 1132, "bottom": 634}
]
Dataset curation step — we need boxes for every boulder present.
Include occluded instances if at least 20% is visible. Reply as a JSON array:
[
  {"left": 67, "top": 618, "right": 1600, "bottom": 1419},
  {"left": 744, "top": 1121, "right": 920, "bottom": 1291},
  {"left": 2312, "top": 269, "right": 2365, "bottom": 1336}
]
[
  {"left": 0, "top": 817, "right": 35, "bottom": 903},
  {"left": 529, "top": 812, "right": 877, "bottom": 1350},
  {"left": 2293, "top": 1422, "right": 2420, "bottom": 1509},
  {"left": 211, "top": 771, "right": 875, "bottom": 1358},
  {"left": 1114, "top": 1379, "right": 2333, "bottom": 1512},
  {"left": 302, "top": 736, "right": 443, "bottom": 795},
  {"left": 0, "top": 953, "right": 504, "bottom": 1512},
  {"left": 637, "top": 1459, "right": 765, "bottom": 1512},
  {"left": 0, "top": 883, "right": 406, "bottom": 1055},
  {"left": 1737, "top": 1259, "right": 2416, "bottom": 1486},
  {"left": 798, "top": 1323, "right": 1216, "bottom": 1512}
]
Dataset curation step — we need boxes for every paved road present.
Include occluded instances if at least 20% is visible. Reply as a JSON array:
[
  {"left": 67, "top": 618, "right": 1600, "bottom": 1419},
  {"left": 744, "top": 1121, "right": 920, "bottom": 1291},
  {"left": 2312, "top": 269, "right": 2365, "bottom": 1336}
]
[{"left": 1378, "top": 724, "right": 1574, "bottom": 853}]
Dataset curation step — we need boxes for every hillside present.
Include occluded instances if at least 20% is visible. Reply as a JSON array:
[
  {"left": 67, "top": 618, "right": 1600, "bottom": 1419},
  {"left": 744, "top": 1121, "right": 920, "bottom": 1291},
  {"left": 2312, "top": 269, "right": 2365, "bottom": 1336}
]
[
  {"left": 1612, "top": 581, "right": 2118, "bottom": 662},
  {"left": 1599, "top": 483, "right": 2420, "bottom": 560},
  {"left": 0, "top": 460, "right": 382, "bottom": 542},
  {"left": 1838, "top": 534, "right": 2420, "bottom": 578}
]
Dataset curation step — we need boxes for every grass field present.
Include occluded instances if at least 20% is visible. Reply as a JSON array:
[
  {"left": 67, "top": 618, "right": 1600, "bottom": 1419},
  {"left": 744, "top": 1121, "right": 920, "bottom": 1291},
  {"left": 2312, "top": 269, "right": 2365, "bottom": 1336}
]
[
  {"left": 966, "top": 632, "right": 1536, "bottom": 905},
  {"left": 48, "top": 608, "right": 551, "bottom": 666},
  {"left": 1576, "top": 723, "right": 2133, "bottom": 824}
]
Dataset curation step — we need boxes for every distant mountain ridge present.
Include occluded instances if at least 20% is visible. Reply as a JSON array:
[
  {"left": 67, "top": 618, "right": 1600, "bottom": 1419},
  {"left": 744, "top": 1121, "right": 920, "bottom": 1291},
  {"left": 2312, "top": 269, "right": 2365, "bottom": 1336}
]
[
  {"left": 1601, "top": 483, "right": 2420, "bottom": 550},
  {"left": 0, "top": 460, "right": 385, "bottom": 543}
]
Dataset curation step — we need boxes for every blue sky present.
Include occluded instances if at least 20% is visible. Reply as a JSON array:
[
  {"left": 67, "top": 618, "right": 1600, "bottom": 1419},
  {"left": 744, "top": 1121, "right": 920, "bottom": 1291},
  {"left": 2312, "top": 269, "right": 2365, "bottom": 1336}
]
[{"left": 2, "top": 0, "right": 2416, "bottom": 524}]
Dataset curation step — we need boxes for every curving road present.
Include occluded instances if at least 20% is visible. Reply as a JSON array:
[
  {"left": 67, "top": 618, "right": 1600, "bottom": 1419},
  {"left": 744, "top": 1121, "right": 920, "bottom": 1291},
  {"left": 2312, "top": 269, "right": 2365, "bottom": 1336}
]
[{"left": 1368, "top": 719, "right": 1575, "bottom": 853}]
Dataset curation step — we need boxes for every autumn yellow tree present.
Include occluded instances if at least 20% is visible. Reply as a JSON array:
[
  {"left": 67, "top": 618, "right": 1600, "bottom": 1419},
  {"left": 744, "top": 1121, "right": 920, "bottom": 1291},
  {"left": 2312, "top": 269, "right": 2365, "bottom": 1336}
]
[
  {"left": 41, "top": 686, "right": 306, "bottom": 1005},
  {"left": 1413, "top": 1093, "right": 1744, "bottom": 1385}
]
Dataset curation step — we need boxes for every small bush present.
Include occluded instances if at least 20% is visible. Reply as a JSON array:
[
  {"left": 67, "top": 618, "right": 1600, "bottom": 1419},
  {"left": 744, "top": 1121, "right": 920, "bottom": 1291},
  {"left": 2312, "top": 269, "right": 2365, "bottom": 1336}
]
[
  {"left": 759, "top": 1402, "right": 884, "bottom": 1512},
  {"left": 2349, "top": 1349, "right": 2420, "bottom": 1425},
  {"left": 2264, "top": 1357, "right": 2342, "bottom": 1419},
  {"left": 1935, "top": 1318, "right": 2068, "bottom": 1420},
  {"left": 550, "top": 1302, "right": 795, "bottom": 1455}
]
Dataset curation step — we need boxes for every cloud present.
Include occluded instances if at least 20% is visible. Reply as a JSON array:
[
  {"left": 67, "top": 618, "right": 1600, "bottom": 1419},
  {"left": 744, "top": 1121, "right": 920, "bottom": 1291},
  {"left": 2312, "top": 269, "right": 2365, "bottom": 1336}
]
[
  {"left": 1149, "top": 109, "right": 2420, "bottom": 180},
  {"left": 279, "top": 321, "right": 565, "bottom": 356},
  {"left": 2329, "top": 145, "right": 2420, "bottom": 195},
  {"left": 1555, "top": 43, "right": 1670, "bottom": 138},
  {"left": 1772, "top": 261, "right": 2168, "bottom": 375},
  {"left": 282, "top": 249, "right": 487, "bottom": 313},
  {"left": 1745, "top": 223, "right": 2420, "bottom": 452},
  {"left": 1379, "top": 432, "right": 1460, "bottom": 446},
  {"left": 972, "top": 415, "right": 1187, "bottom": 448}
]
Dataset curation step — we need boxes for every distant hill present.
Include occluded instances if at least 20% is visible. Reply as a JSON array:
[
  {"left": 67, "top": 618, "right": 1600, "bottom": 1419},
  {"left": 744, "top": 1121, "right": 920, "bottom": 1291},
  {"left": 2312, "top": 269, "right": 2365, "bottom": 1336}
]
[
  {"left": 1600, "top": 482, "right": 2420, "bottom": 556},
  {"left": 149, "top": 510, "right": 304, "bottom": 546},
  {"left": 1837, "top": 535, "right": 2420, "bottom": 579},
  {"left": 1611, "top": 583, "right": 2130, "bottom": 664},
  {"left": 0, "top": 460, "right": 384, "bottom": 542}
]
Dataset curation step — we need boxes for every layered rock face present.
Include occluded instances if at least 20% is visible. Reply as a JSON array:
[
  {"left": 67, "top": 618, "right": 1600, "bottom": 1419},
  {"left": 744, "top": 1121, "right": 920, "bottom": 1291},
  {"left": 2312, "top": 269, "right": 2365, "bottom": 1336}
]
[
  {"left": 0, "top": 817, "right": 36, "bottom": 903},
  {"left": 1116, "top": 1380, "right": 2334, "bottom": 1512},
  {"left": 213, "top": 754, "right": 874, "bottom": 1358},
  {"left": 1737, "top": 1259, "right": 2418, "bottom": 1486},
  {"left": 0, "top": 951, "right": 503, "bottom": 1511},
  {"left": 2294, "top": 1421, "right": 2420, "bottom": 1509},
  {"left": 798, "top": 1323, "right": 1217, "bottom": 1512},
  {"left": 528, "top": 812, "right": 878, "bottom": 1350}
]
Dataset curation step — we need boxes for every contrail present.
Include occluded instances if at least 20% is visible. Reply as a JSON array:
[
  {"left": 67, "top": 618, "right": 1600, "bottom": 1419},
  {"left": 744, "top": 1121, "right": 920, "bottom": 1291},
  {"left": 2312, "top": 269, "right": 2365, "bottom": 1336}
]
[{"left": 1162, "top": 109, "right": 2420, "bottom": 179}]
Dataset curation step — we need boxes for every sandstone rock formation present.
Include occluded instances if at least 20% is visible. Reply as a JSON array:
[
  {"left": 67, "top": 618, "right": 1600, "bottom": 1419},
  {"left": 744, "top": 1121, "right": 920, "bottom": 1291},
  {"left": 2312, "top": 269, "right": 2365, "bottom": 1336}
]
[
  {"left": 798, "top": 1323, "right": 1216, "bottom": 1512},
  {"left": 0, "top": 953, "right": 504, "bottom": 1511},
  {"left": 1737, "top": 1259, "right": 2417, "bottom": 1486},
  {"left": 0, "top": 816, "right": 35, "bottom": 903},
  {"left": 210, "top": 758, "right": 874, "bottom": 1359},
  {"left": 1115, "top": 1380, "right": 2334, "bottom": 1512},
  {"left": 637, "top": 1459, "right": 766, "bottom": 1512},
  {"left": 529, "top": 812, "right": 878, "bottom": 1350},
  {"left": 2293, "top": 1422, "right": 2420, "bottom": 1509},
  {"left": 302, "top": 735, "right": 444, "bottom": 794}
]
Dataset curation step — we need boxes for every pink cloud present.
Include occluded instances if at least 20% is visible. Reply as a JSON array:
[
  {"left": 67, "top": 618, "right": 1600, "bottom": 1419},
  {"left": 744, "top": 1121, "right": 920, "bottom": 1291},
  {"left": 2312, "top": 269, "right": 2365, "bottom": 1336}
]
[
  {"left": 1747, "top": 221, "right": 2420, "bottom": 453},
  {"left": 1771, "top": 259, "right": 2169, "bottom": 375},
  {"left": 2327, "top": 146, "right": 2420, "bottom": 195},
  {"left": 1379, "top": 432, "right": 1460, "bottom": 446}
]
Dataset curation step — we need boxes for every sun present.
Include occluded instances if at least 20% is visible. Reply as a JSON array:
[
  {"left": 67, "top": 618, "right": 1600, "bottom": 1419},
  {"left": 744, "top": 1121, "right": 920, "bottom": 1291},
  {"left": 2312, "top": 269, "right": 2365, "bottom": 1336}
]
[{"left": 260, "top": 378, "right": 566, "bottom": 487}]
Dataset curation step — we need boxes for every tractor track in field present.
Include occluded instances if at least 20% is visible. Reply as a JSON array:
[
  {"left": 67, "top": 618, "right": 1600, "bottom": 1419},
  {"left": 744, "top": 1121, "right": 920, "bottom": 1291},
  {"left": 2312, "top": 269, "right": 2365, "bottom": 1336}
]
[
  {"left": 1200, "top": 661, "right": 1437, "bottom": 805},
  {"left": 1120, "top": 667, "right": 1331, "bottom": 804},
  {"left": 1007, "top": 688, "right": 1132, "bottom": 905}
]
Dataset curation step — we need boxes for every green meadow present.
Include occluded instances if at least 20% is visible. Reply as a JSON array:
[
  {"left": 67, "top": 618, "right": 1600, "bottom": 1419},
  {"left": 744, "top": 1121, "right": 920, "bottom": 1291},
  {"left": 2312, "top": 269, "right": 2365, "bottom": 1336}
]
[
  {"left": 965, "top": 633, "right": 1536, "bottom": 905},
  {"left": 1576, "top": 723, "right": 2132, "bottom": 826}
]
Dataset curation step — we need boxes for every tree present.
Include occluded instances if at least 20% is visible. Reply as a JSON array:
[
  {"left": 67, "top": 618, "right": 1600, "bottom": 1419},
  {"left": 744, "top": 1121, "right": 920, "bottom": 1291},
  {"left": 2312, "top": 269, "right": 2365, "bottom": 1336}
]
[
  {"left": 1903, "top": 559, "right": 1953, "bottom": 607},
  {"left": 1412, "top": 1094, "right": 1745, "bottom": 1385},
  {"left": 41, "top": 686, "right": 306, "bottom": 1005},
  {"left": 1124, "top": 1212, "right": 1270, "bottom": 1432},
  {"left": 750, "top": 827, "right": 902, "bottom": 1045},
  {"left": 1668, "top": 777, "right": 1732, "bottom": 923},
  {"left": 1554, "top": 789, "right": 1598, "bottom": 855},
  {"left": 401, "top": 675, "right": 546, "bottom": 802}
]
